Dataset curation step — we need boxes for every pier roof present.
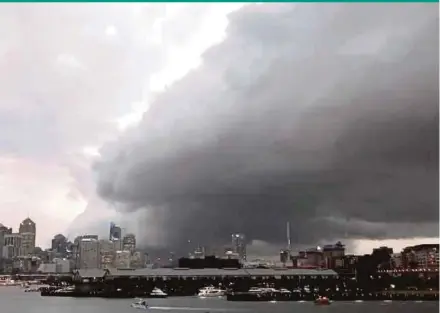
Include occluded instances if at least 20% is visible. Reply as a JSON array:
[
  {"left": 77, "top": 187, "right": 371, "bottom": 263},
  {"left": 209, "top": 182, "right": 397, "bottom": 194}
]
[
  {"left": 104, "top": 267, "right": 337, "bottom": 278},
  {"left": 74, "top": 269, "right": 106, "bottom": 278}
]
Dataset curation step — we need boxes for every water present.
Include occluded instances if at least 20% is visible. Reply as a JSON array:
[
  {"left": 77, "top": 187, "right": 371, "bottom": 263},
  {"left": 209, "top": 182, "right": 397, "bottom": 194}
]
[{"left": 1, "top": 288, "right": 438, "bottom": 313}]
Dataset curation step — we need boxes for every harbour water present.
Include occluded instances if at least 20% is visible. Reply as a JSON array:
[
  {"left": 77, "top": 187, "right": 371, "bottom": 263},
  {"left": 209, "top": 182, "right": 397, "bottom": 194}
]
[{"left": 0, "top": 288, "right": 438, "bottom": 313}]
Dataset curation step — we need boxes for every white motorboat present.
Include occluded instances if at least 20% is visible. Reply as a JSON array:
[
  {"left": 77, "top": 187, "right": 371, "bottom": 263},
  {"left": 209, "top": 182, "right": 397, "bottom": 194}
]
[
  {"left": 149, "top": 287, "right": 168, "bottom": 298},
  {"left": 198, "top": 286, "right": 226, "bottom": 298},
  {"left": 248, "top": 287, "right": 277, "bottom": 293},
  {"left": 131, "top": 299, "right": 148, "bottom": 310}
]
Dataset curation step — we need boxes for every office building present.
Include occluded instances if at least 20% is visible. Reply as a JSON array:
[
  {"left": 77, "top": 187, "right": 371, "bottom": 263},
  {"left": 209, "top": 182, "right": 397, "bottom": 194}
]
[
  {"left": 402, "top": 244, "right": 439, "bottom": 268},
  {"left": 51, "top": 234, "right": 68, "bottom": 255},
  {"left": 99, "top": 239, "right": 116, "bottom": 269},
  {"left": 109, "top": 222, "right": 122, "bottom": 241},
  {"left": 3, "top": 233, "right": 23, "bottom": 258},
  {"left": 122, "top": 233, "right": 136, "bottom": 253},
  {"left": 19, "top": 218, "right": 36, "bottom": 256},
  {"left": 114, "top": 250, "right": 131, "bottom": 269},
  {"left": 231, "top": 233, "right": 246, "bottom": 261},
  {"left": 130, "top": 251, "right": 146, "bottom": 269},
  {"left": 78, "top": 236, "right": 100, "bottom": 269},
  {"left": 0, "top": 224, "right": 12, "bottom": 258}
]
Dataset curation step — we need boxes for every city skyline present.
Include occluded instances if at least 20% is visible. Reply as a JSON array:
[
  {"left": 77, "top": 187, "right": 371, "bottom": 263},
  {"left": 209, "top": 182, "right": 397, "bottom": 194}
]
[
  {"left": 0, "top": 4, "right": 438, "bottom": 257},
  {"left": 1, "top": 215, "right": 438, "bottom": 275},
  {"left": 1, "top": 217, "right": 438, "bottom": 261}
]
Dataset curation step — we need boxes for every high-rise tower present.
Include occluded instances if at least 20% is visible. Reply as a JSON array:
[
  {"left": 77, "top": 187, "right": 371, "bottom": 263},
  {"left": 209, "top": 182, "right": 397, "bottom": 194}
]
[
  {"left": 19, "top": 217, "right": 36, "bottom": 256},
  {"left": 231, "top": 233, "right": 246, "bottom": 261}
]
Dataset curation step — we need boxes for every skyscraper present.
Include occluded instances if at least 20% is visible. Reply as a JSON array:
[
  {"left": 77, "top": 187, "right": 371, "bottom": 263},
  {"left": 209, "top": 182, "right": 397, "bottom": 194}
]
[
  {"left": 51, "top": 234, "right": 68, "bottom": 255},
  {"left": 109, "top": 222, "right": 122, "bottom": 241},
  {"left": 0, "top": 224, "right": 12, "bottom": 259},
  {"left": 19, "top": 218, "right": 36, "bottom": 256},
  {"left": 231, "top": 233, "right": 246, "bottom": 261},
  {"left": 122, "top": 233, "right": 136, "bottom": 253}
]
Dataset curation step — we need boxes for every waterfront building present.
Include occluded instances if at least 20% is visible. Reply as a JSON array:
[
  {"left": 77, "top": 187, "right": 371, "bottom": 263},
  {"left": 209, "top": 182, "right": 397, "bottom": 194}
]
[
  {"left": 12, "top": 256, "right": 40, "bottom": 273},
  {"left": 231, "top": 233, "right": 246, "bottom": 261},
  {"left": 114, "top": 250, "right": 131, "bottom": 268},
  {"left": 19, "top": 218, "right": 36, "bottom": 256},
  {"left": 130, "top": 251, "right": 146, "bottom": 269},
  {"left": 402, "top": 244, "right": 439, "bottom": 268},
  {"left": 122, "top": 233, "right": 136, "bottom": 252},
  {"left": 99, "top": 239, "right": 116, "bottom": 269},
  {"left": 322, "top": 241, "right": 346, "bottom": 269},
  {"left": 297, "top": 246, "right": 325, "bottom": 268},
  {"left": 72, "top": 235, "right": 98, "bottom": 269},
  {"left": 372, "top": 246, "right": 394, "bottom": 270},
  {"left": 3, "top": 233, "right": 23, "bottom": 258},
  {"left": 391, "top": 253, "right": 402, "bottom": 268},
  {"left": 78, "top": 237, "right": 100, "bottom": 269},
  {"left": 53, "top": 258, "right": 71, "bottom": 273}
]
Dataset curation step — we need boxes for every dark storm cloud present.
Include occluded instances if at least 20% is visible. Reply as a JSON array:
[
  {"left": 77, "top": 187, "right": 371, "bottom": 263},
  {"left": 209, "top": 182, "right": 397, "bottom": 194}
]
[{"left": 95, "top": 4, "right": 439, "bottom": 250}]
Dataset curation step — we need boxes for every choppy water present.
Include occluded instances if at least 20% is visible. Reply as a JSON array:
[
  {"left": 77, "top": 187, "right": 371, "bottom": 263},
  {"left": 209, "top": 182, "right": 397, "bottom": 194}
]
[{"left": 1, "top": 288, "right": 438, "bottom": 313}]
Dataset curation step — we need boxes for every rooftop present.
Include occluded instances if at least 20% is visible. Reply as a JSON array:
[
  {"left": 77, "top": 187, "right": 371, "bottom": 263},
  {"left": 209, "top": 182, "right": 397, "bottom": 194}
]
[{"left": 74, "top": 268, "right": 338, "bottom": 278}]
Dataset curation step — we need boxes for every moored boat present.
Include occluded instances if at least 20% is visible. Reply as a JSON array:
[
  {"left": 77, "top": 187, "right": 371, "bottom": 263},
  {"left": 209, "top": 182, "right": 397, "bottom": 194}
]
[
  {"left": 198, "top": 286, "right": 226, "bottom": 298},
  {"left": 148, "top": 287, "right": 168, "bottom": 298}
]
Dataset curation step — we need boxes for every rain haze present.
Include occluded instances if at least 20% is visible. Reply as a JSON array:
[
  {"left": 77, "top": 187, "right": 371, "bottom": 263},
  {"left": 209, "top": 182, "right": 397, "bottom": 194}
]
[{"left": 0, "top": 3, "right": 438, "bottom": 258}]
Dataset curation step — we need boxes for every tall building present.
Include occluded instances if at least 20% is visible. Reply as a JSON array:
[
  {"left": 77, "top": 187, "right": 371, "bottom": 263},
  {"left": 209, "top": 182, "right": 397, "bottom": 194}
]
[
  {"left": 114, "top": 250, "right": 131, "bottom": 269},
  {"left": 130, "top": 251, "right": 146, "bottom": 269},
  {"left": 0, "top": 224, "right": 12, "bottom": 259},
  {"left": 3, "top": 233, "right": 23, "bottom": 258},
  {"left": 280, "top": 250, "right": 289, "bottom": 264},
  {"left": 78, "top": 237, "right": 100, "bottom": 269},
  {"left": 122, "top": 233, "right": 136, "bottom": 253},
  {"left": 297, "top": 246, "right": 325, "bottom": 268},
  {"left": 19, "top": 218, "right": 36, "bottom": 256},
  {"left": 51, "top": 234, "right": 68, "bottom": 255},
  {"left": 109, "top": 222, "right": 122, "bottom": 241},
  {"left": 99, "top": 239, "right": 116, "bottom": 269},
  {"left": 231, "top": 233, "right": 246, "bottom": 261},
  {"left": 73, "top": 235, "right": 99, "bottom": 269},
  {"left": 322, "top": 242, "right": 346, "bottom": 269}
]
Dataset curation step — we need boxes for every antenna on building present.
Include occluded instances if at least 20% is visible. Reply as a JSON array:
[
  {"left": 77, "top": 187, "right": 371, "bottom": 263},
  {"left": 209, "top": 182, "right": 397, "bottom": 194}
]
[{"left": 287, "top": 221, "right": 291, "bottom": 252}]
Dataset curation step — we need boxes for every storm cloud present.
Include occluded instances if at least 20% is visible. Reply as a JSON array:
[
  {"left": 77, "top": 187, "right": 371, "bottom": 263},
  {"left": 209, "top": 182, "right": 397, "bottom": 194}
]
[{"left": 95, "top": 4, "right": 439, "bottom": 251}]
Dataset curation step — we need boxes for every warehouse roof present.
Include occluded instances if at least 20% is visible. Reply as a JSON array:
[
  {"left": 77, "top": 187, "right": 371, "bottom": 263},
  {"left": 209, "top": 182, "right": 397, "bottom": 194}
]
[
  {"left": 74, "top": 269, "right": 106, "bottom": 278},
  {"left": 103, "top": 267, "right": 337, "bottom": 278}
]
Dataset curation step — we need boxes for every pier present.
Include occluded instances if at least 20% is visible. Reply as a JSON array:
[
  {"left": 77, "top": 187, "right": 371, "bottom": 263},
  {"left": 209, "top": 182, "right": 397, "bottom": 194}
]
[{"left": 34, "top": 267, "right": 439, "bottom": 301}]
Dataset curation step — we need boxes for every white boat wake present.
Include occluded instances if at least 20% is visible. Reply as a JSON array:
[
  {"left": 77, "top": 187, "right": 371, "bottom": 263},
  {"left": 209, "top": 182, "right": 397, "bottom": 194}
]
[{"left": 148, "top": 307, "right": 245, "bottom": 311}]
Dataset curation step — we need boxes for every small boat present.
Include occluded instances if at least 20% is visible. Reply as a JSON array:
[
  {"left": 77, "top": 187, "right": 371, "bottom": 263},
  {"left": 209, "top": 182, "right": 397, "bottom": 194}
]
[
  {"left": 198, "top": 286, "right": 226, "bottom": 298},
  {"left": 131, "top": 299, "right": 148, "bottom": 310},
  {"left": 149, "top": 287, "right": 168, "bottom": 298},
  {"left": 315, "top": 296, "right": 331, "bottom": 305}
]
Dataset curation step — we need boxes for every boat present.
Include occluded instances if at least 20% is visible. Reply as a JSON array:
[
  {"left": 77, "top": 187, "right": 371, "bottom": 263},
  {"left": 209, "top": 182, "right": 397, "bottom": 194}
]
[
  {"left": 0, "top": 279, "right": 21, "bottom": 286},
  {"left": 148, "top": 287, "right": 168, "bottom": 298},
  {"left": 315, "top": 296, "right": 331, "bottom": 305},
  {"left": 198, "top": 286, "right": 226, "bottom": 298},
  {"left": 131, "top": 299, "right": 148, "bottom": 310}
]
